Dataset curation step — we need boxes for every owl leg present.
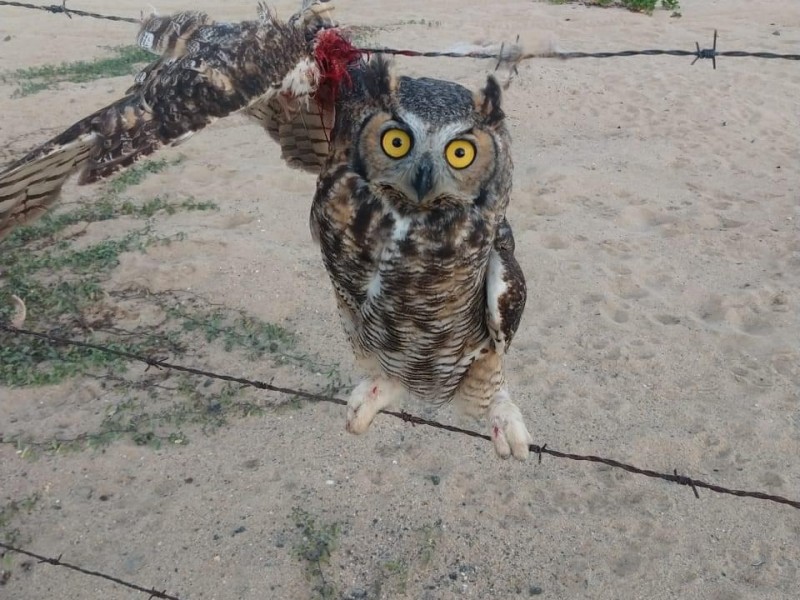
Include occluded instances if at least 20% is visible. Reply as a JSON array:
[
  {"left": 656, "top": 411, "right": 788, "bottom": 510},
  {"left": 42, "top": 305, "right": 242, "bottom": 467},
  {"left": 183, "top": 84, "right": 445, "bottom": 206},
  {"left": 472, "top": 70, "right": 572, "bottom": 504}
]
[
  {"left": 345, "top": 376, "right": 407, "bottom": 434},
  {"left": 455, "top": 350, "right": 532, "bottom": 460},
  {"left": 488, "top": 389, "right": 532, "bottom": 460}
]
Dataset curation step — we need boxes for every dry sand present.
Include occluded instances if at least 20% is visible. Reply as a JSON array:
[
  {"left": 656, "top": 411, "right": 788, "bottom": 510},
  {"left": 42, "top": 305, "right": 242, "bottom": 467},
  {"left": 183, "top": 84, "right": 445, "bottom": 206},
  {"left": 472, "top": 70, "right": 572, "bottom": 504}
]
[{"left": 1, "top": 1, "right": 799, "bottom": 598}]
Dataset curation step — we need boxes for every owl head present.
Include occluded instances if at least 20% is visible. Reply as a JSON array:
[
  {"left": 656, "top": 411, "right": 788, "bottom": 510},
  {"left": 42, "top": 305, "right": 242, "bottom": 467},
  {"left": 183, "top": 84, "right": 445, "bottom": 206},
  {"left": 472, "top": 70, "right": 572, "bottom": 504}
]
[{"left": 339, "top": 57, "right": 511, "bottom": 214}]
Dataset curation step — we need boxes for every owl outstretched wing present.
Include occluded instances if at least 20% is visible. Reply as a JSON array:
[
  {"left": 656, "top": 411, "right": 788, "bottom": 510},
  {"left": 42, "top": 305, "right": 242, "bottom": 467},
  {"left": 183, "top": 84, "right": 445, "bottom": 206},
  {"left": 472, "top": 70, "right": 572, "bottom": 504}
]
[
  {"left": 0, "top": 0, "right": 357, "bottom": 240},
  {"left": 486, "top": 217, "right": 527, "bottom": 355}
]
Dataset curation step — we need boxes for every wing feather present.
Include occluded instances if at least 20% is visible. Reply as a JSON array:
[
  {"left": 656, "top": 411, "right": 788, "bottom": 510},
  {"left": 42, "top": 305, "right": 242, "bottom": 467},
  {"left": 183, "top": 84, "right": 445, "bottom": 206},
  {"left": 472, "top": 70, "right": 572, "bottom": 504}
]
[
  {"left": 485, "top": 218, "right": 527, "bottom": 354},
  {"left": 0, "top": 127, "right": 97, "bottom": 238},
  {"left": 136, "top": 11, "right": 211, "bottom": 57},
  {"left": 245, "top": 1, "right": 341, "bottom": 172},
  {"left": 246, "top": 95, "right": 333, "bottom": 172},
  {"left": 0, "top": 2, "right": 342, "bottom": 240}
]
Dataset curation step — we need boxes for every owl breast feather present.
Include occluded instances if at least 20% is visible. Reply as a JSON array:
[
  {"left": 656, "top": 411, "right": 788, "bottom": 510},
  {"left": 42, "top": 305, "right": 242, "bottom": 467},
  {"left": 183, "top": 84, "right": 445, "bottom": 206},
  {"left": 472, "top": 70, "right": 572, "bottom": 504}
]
[{"left": 352, "top": 205, "right": 495, "bottom": 401}]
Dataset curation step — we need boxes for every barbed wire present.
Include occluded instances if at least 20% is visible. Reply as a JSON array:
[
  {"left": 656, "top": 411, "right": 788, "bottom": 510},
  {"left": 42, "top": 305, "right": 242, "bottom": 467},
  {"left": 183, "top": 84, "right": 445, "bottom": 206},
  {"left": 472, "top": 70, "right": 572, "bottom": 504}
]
[
  {"left": 0, "top": 0, "right": 139, "bottom": 23},
  {"left": 1, "top": 323, "right": 798, "bottom": 511},
  {"left": 360, "top": 30, "right": 800, "bottom": 70},
  {"left": 1, "top": 1, "right": 799, "bottom": 68},
  {"left": 0, "top": 541, "right": 182, "bottom": 599}
]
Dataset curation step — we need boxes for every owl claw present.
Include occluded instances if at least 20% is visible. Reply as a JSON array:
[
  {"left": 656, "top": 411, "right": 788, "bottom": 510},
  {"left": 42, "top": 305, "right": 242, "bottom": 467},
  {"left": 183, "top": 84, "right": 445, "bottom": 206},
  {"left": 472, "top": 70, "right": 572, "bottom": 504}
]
[
  {"left": 489, "top": 398, "right": 532, "bottom": 460},
  {"left": 345, "top": 377, "right": 405, "bottom": 435}
]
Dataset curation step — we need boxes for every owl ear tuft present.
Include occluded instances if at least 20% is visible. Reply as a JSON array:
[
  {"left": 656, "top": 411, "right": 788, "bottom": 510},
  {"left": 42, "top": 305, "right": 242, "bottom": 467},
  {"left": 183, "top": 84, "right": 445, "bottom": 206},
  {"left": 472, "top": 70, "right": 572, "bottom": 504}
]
[
  {"left": 475, "top": 75, "right": 504, "bottom": 126},
  {"left": 364, "top": 55, "right": 397, "bottom": 106}
]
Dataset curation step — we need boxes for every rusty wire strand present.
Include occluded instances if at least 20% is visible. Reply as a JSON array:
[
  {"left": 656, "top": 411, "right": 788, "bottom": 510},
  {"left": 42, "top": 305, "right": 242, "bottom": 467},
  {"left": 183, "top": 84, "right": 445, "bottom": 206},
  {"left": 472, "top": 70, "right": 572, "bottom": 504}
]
[
  {"left": 0, "top": 0, "right": 139, "bottom": 23},
  {"left": 358, "top": 35, "right": 800, "bottom": 70},
  {"left": 2, "top": 323, "right": 799, "bottom": 511},
  {"left": 2, "top": 1, "right": 799, "bottom": 67},
  {"left": 0, "top": 541, "right": 182, "bottom": 599}
]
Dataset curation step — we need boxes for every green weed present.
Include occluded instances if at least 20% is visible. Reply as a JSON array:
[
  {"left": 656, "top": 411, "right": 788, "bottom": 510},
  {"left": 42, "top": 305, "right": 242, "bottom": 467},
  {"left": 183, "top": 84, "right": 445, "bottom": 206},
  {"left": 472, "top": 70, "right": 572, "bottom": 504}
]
[
  {"left": 0, "top": 154, "right": 336, "bottom": 454},
  {"left": 550, "top": 0, "right": 681, "bottom": 14},
  {"left": 0, "top": 158, "right": 182, "bottom": 384},
  {"left": 349, "top": 18, "right": 443, "bottom": 45},
  {"left": 0, "top": 493, "right": 40, "bottom": 584},
  {"left": 3, "top": 45, "right": 153, "bottom": 97},
  {"left": 168, "top": 304, "right": 295, "bottom": 359},
  {"left": 107, "top": 157, "right": 184, "bottom": 195},
  {"left": 379, "top": 559, "right": 409, "bottom": 594},
  {"left": 292, "top": 508, "right": 341, "bottom": 600},
  {"left": 0, "top": 493, "right": 39, "bottom": 545},
  {"left": 416, "top": 519, "right": 443, "bottom": 566}
]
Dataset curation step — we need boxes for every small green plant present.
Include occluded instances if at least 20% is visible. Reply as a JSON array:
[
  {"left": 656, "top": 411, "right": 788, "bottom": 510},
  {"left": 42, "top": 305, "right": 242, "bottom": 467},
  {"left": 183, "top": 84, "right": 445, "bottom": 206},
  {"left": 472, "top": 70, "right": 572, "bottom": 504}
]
[
  {"left": 107, "top": 157, "right": 184, "bottom": 195},
  {"left": 380, "top": 559, "right": 409, "bottom": 594},
  {"left": 292, "top": 508, "right": 341, "bottom": 600},
  {"left": 619, "top": 0, "right": 678, "bottom": 12},
  {"left": 1, "top": 153, "right": 339, "bottom": 454},
  {"left": 550, "top": 0, "right": 681, "bottom": 14},
  {"left": 120, "top": 196, "right": 218, "bottom": 219},
  {"left": 0, "top": 156, "right": 200, "bottom": 387},
  {"left": 0, "top": 493, "right": 39, "bottom": 545},
  {"left": 348, "top": 24, "right": 382, "bottom": 46},
  {"left": 0, "top": 493, "right": 40, "bottom": 585},
  {"left": 1, "top": 156, "right": 188, "bottom": 249},
  {"left": 396, "top": 18, "right": 442, "bottom": 27},
  {"left": 168, "top": 304, "right": 295, "bottom": 359},
  {"left": 3, "top": 45, "right": 153, "bottom": 97},
  {"left": 79, "top": 376, "right": 264, "bottom": 451},
  {"left": 349, "top": 18, "right": 443, "bottom": 45},
  {"left": 0, "top": 295, "right": 296, "bottom": 452},
  {"left": 416, "top": 519, "right": 443, "bottom": 566}
]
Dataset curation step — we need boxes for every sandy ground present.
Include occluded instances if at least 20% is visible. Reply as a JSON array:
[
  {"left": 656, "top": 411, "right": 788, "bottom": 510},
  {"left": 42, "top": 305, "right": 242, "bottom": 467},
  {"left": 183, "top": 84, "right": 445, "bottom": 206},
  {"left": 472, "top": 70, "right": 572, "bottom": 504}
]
[{"left": 1, "top": 1, "right": 799, "bottom": 598}]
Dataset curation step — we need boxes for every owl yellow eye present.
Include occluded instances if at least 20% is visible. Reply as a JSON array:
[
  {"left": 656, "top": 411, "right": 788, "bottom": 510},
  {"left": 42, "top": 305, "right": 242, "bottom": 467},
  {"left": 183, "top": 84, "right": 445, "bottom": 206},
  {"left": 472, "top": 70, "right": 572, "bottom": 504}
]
[
  {"left": 445, "top": 139, "right": 476, "bottom": 169},
  {"left": 381, "top": 128, "right": 412, "bottom": 159}
]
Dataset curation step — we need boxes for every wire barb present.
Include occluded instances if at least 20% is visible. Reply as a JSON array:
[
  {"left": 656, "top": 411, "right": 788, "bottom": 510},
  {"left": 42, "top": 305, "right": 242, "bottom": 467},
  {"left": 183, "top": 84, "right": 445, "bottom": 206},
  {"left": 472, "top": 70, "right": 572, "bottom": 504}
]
[
  {"left": 673, "top": 469, "right": 701, "bottom": 499},
  {"left": 2, "top": 322, "right": 799, "bottom": 511},
  {"left": 692, "top": 29, "right": 717, "bottom": 69}
]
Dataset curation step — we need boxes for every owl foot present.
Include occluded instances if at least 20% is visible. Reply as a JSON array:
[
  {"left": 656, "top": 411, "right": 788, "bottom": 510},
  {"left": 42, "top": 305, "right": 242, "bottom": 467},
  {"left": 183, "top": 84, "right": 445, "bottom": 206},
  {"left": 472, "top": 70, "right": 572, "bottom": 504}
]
[
  {"left": 345, "top": 377, "right": 405, "bottom": 434},
  {"left": 488, "top": 395, "right": 532, "bottom": 460}
]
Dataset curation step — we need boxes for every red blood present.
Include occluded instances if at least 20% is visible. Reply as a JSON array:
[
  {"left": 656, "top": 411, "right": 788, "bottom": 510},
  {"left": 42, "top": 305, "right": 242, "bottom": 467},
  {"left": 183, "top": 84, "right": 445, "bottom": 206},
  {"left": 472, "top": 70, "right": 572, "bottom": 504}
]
[
  {"left": 313, "top": 29, "right": 362, "bottom": 98},
  {"left": 492, "top": 426, "right": 500, "bottom": 439},
  {"left": 311, "top": 29, "right": 362, "bottom": 142}
]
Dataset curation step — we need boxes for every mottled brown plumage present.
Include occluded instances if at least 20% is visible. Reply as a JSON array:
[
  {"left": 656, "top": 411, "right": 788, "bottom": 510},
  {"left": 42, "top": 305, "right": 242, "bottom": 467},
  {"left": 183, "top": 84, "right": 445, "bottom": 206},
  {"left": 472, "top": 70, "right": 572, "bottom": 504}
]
[
  {"left": 311, "top": 57, "right": 531, "bottom": 459},
  {"left": 0, "top": 1, "right": 337, "bottom": 239},
  {"left": 0, "top": 4, "right": 530, "bottom": 458}
]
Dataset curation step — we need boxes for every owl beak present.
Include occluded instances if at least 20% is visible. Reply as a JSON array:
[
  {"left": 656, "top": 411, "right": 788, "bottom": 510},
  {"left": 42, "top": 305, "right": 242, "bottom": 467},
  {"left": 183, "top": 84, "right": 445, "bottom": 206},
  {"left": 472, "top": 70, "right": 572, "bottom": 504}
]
[{"left": 412, "top": 154, "right": 435, "bottom": 201}]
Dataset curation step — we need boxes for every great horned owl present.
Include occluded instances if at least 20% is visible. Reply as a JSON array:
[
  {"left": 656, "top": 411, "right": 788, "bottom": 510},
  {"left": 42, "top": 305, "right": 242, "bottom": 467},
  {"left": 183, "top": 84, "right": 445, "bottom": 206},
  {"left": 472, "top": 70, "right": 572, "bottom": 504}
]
[
  {"left": 0, "top": 4, "right": 530, "bottom": 459},
  {"left": 311, "top": 57, "right": 532, "bottom": 459}
]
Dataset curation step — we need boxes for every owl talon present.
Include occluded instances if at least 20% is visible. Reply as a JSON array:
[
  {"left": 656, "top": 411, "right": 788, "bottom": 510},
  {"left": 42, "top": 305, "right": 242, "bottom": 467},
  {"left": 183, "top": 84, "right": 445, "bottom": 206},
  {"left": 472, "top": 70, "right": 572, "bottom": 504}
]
[
  {"left": 489, "top": 398, "right": 532, "bottom": 460},
  {"left": 345, "top": 377, "right": 405, "bottom": 435}
]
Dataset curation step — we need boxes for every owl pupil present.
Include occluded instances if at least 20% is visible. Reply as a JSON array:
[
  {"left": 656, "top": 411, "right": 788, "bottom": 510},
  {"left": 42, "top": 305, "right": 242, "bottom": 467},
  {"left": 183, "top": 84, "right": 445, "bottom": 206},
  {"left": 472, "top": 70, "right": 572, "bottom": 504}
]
[
  {"left": 455, "top": 148, "right": 465, "bottom": 158},
  {"left": 392, "top": 137, "right": 403, "bottom": 148}
]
